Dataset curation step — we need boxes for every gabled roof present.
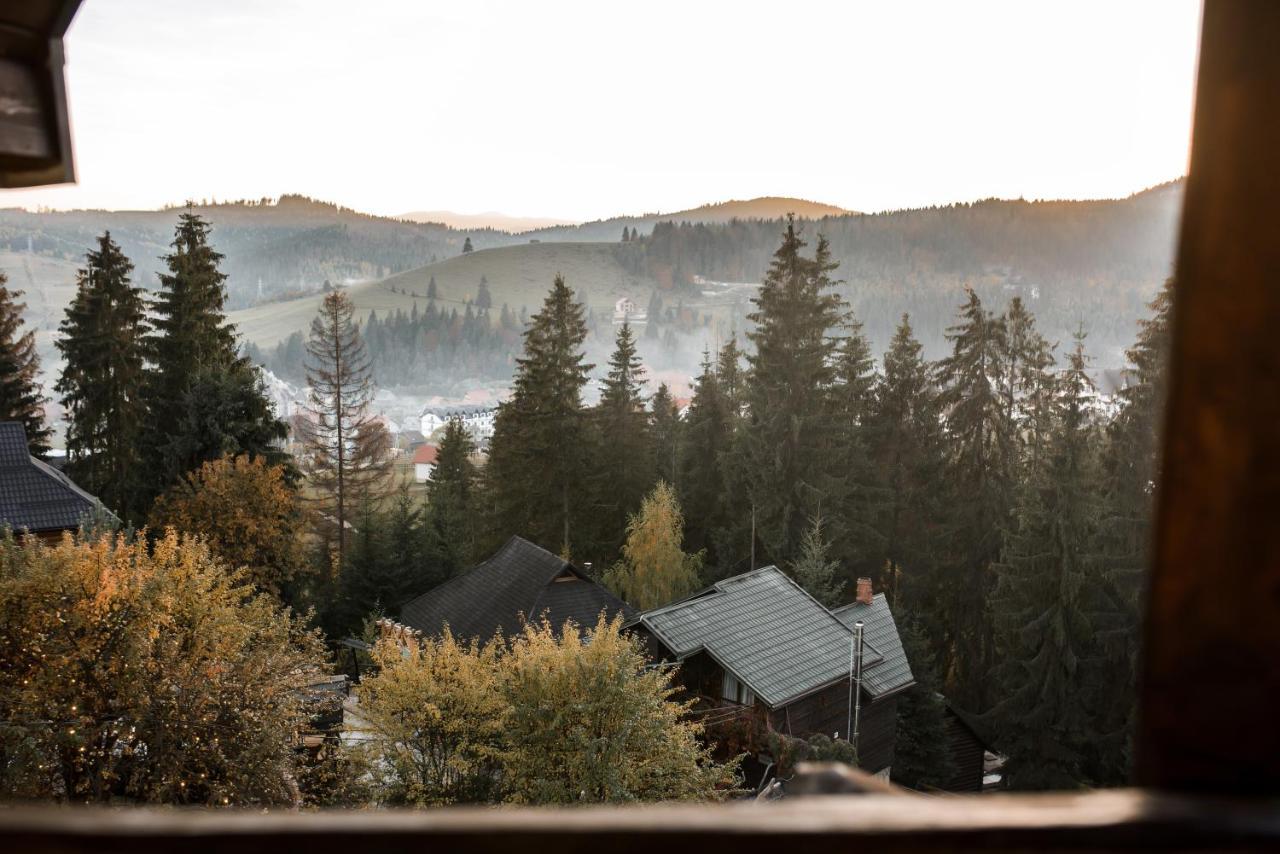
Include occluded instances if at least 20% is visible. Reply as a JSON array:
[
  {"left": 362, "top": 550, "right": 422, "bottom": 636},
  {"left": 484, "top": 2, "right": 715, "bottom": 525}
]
[
  {"left": 399, "top": 536, "right": 636, "bottom": 640},
  {"left": 412, "top": 443, "right": 439, "bottom": 465},
  {"left": 832, "top": 593, "right": 916, "bottom": 697},
  {"left": 633, "top": 566, "right": 884, "bottom": 708},
  {"left": 0, "top": 422, "right": 104, "bottom": 534}
]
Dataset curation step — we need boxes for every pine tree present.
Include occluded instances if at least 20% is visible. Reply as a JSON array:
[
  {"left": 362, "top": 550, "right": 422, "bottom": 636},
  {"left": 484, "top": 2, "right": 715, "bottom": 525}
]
[
  {"left": 649, "top": 382, "right": 679, "bottom": 487},
  {"left": 427, "top": 275, "right": 438, "bottom": 301},
  {"left": 716, "top": 336, "right": 744, "bottom": 416},
  {"left": 482, "top": 275, "right": 592, "bottom": 557},
  {"left": 591, "top": 322, "right": 653, "bottom": 560},
  {"left": 865, "top": 315, "right": 950, "bottom": 623},
  {"left": 989, "top": 332, "right": 1103, "bottom": 789},
  {"left": 333, "top": 487, "right": 433, "bottom": 636},
  {"left": 148, "top": 212, "right": 239, "bottom": 409},
  {"left": 425, "top": 417, "right": 479, "bottom": 578},
  {"left": 143, "top": 213, "right": 279, "bottom": 507},
  {"left": 476, "top": 275, "right": 492, "bottom": 309},
  {"left": 54, "top": 234, "right": 149, "bottom": 514},
  {"left": 680, "top": 350, "right": 732, "bottom": 567},
  {"left": 621, "top": 226, "right": 631, "bottom": 242},
  {"left": 730, "top": 218, "right": 847, "bottom": 565},
  {"left": 301, "top": 289, "right": 393, "bottom": 564},
  {"left": 788, "top": 514, "right": 842, "bottom": 606},
  {"left": 0, "top": 272, "right": 51, "bottom": 457},
  {"left": 1003, "top": 297, "right": 1057, "bottom": 476},
  {"left": 935, "top": 288, "right": 1014, "bottom": 710},
  {"left": 891, "top": 616, "right": 956, "bottom": 790},
  {"left": 1092, "top": 278, "right": 1175, "bottom": 784},
  {"left": 462, "top": 237, "right": 474, "bottom": 254},
  {"left": 830, "top": 317, "right": 880, "bottom": 580}
]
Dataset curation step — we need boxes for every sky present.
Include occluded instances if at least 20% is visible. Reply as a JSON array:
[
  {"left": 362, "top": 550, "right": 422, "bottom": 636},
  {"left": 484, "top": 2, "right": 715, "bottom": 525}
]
[{"left": 3, "top": 0, "right": 1202, "bottom": 220}]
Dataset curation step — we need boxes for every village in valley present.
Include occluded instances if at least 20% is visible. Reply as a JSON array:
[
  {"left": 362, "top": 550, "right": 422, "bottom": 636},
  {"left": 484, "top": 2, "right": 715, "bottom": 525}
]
[{"left": 0, "top": 205, "right": 1170, "bottom": 805}]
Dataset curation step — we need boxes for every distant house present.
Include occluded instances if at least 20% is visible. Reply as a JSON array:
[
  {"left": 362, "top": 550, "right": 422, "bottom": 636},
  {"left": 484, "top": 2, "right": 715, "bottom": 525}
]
[
  {"left": 413, "top": 443, "right": 439, "bottom": 482},
  {"left": 0, "top": 422, "right": 111, "bottom": 541},
  {"left": 419, "top": 405, "right": 496, "bottom": 443},
  {"left": 628, "top": 568, "right": 914, "bottom": 777},
  {"left": 613, "top": 296, "right": 646, "bottom": 325},
  {"left": 399, "top": 536, "right": 636, "bottom": 641}
]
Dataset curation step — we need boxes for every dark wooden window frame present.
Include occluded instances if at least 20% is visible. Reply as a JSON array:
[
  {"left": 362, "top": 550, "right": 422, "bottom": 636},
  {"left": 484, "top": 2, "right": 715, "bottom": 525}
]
[{"left": 3, "top": 0, "right": 1279, "bottom": 849}]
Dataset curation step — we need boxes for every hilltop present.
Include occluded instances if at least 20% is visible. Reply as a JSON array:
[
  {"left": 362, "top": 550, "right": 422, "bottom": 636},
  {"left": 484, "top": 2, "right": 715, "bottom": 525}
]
[
  {"left": 396, "top": 210, "right": 579, "bottom": 232},
  {"left": 523, "top": 196, "right": 854, "bottom": 242}
]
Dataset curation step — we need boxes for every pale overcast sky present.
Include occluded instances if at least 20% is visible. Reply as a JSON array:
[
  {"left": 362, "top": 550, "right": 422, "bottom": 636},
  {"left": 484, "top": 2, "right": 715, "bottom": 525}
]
[{"left": 4, "top": 0, "right": 1201, "bottom": 220}]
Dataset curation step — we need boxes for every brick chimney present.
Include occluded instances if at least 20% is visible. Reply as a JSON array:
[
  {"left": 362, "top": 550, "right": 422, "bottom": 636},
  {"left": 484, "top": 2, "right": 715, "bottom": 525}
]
[{"left": 856, "top": 577, "right": 874, "bottom": 605}]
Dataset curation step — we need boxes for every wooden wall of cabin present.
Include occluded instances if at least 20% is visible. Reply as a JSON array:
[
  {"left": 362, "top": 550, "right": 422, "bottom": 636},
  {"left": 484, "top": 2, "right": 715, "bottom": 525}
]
[
  {"left": 940, "top": 711, "right": 986, "bottom": 792},
  {"left": 766, "top": 679, "right": 899, "bottom": 774}
]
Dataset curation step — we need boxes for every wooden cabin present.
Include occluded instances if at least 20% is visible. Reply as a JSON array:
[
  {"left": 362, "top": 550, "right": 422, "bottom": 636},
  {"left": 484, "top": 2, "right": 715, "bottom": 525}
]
[
  {"left": 398, "top": 535, "right": 635, "bottom": 640},
  {"left": 628, "top": 567, "right": 915, "bottom": 778},
  {"left": 0, "top": 422, "right": 109, "bottom": 542}
]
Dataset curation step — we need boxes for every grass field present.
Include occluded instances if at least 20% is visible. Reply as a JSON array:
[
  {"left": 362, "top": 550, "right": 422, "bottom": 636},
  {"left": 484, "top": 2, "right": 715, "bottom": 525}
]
[{"left": 229, "top": 241, "right": 659, "bottom": 348}]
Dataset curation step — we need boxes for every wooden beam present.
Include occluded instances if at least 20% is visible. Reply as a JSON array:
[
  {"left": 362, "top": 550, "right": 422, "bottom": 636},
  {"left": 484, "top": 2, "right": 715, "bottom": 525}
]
[
  {"left": 1, "top": 791, "right": 1279, "bottom": 853},
  {"left": 1137, "top": 0, "right": 1280, "bottom": 792}
]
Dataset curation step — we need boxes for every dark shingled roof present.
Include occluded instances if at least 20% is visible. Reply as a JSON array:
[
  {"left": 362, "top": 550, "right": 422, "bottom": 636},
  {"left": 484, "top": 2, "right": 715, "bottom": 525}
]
[
  {"left": 633, "top": 567, "right": 916, "bottom": 708},
  {"left": 832, "top": 593, "right": 916, "bottom": 697},
  {"left": 398, "top": 536, "right": 636, "bottom": 640},
  {"left": 0, "top": 422, "right": 104, "bottom": 534}
]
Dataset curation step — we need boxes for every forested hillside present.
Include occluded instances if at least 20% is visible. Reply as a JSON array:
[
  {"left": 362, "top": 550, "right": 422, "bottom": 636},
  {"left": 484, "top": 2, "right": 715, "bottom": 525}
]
[{"left": 0, "top": 195, "right": 525, "bottom": 309}]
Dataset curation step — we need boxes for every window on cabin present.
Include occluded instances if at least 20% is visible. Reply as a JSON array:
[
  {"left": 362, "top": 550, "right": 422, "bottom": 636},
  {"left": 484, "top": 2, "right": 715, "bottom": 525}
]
[{"left": 721, "top": 672, "right": 754, "bottom": 706}]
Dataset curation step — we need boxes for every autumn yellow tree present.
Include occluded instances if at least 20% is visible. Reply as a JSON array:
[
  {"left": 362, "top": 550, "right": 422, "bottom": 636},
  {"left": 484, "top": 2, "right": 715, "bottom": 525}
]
[
  {"left": 0, "top": 530, "right": 327, "bottom": 805},
  {"left": 500, "top": 616, "right": 739, "bottom": 803},
  {"left": 358, "top": 629, "right": 506, "bottom": 805},
  {"left": 603, "top": 481, "right": 703, "bottom": 610},
  {"left": 150, "top": 454, "right": 310, "bottom": 599}
]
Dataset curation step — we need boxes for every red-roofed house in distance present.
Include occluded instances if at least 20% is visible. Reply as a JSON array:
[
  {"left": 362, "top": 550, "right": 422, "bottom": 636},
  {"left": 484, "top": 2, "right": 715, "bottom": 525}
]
[{"left": 413, "top": 443, "right": 439, "bottom": 483}]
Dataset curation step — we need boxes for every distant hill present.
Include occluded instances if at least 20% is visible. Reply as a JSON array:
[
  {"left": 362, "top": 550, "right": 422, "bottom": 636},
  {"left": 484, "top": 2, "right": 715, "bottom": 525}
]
[
  {"left": 396, "top": 210, "right": 579, "bottom": 232},
  {"left": 0, "top": 195, "right": 528, "bottom": 312},
  {"left": 525, "top": 196, "right": 854, "bottom": 242},
  {"left": 230, "top": 241, "right": 654, "bottom": 349}
]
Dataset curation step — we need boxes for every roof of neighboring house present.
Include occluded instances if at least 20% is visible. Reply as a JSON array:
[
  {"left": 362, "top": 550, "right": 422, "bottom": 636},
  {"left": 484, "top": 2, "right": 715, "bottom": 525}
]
[
  {"left": 0, "top": 422, "right": 105, "bottom": 534},
  {"left": 632, "top": 565, "right": 899, "bottom": 708},
  {"left": 412, "top": 443, "right": 439, "bottom": 465},
  {"left": 832, "top": 594, "right": 916, "bottom": 697},
  {"left": 399, "top": 536, "right": 636, "bottom": 640}
]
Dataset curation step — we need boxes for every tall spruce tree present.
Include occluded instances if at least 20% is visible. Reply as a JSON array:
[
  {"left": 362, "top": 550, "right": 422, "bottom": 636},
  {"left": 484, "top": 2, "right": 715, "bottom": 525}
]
[
  {"left": 301, "top": 288, "right": 393, "bottom": 564},
  {"left": 482, "top": 275, "right": 592, "bottom": 558},
  {"left": 679, "top": 350, "right": 732, "bottom": 569},
  {"left": 865, "top": 315, "right": 950, "bottom": 618},
  {"left": 649, "top": 382, "right": 679, "bottom": 487},
  {"left": 830, "top": 317, "right": 880, "bottom": 581},
  {"left": 1092, "top": 278, "right": 1175, "bottom": 784},
  {"left": 144, "top": 212, "right": 281, "bottom": 506},
  {"left": 715, "top": 335, "right": 744, "bottom": 415},
  {"left": 730, "top": 218, "right": 847, "bottom": 566},
  {"left": 424, "top": 417, "right": 479, "bottom": 578},
  {"left": 148, "top": 212, "right": 239, "bottom": 408},
  {"left": 1002, "top": 297, "right": 1057, "bottom": 477},
  {"left": 591, "top": 322, "right": 654, "bottom": 560},
  {"left": 891, "top": 616, "right": 957, "bottom": 790},
  {"left": 935, "top": 288, "right": 1014, "bottom": 710},
  {"left": 989, "top": 332, "right": 1103, "bottom": 789},
  {"left": 0, "top": 272, "right": 51, "bottom": 457},
  {"left": 54, "top": 234, "right": 149, "bottom": 515}
]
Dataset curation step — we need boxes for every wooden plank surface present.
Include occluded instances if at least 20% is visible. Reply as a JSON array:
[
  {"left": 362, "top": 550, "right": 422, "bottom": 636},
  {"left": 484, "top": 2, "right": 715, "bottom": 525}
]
[{"left": 1137, "top": 0, "right": 1280, "bottom": 793}]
